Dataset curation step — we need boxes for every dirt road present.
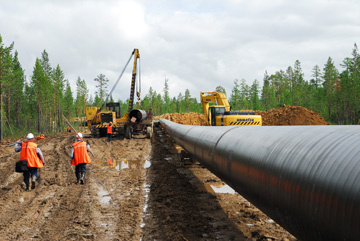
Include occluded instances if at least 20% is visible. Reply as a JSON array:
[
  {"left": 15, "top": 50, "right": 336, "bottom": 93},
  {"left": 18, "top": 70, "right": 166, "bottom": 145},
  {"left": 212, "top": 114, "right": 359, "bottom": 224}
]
[{"left": 0, "top": 126, "right": 296, "bottom": 240}]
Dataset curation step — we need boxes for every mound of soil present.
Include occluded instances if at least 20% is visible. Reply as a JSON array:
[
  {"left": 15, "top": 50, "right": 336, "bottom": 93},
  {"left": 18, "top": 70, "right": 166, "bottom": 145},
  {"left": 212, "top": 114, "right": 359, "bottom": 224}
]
[
  {"left": 154, "top": 112, "right": 207, "bottom": 126},
  {"left": 154, "top": 106, "right": 329, "bottom": 127},
  {"left": 255, "top": 106, "right": 330, "bottom": 126}
]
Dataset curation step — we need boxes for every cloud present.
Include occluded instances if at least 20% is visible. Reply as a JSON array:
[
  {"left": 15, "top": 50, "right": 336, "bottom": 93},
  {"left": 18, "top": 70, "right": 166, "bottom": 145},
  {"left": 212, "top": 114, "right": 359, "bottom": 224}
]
[{"left": 0, "top": 0, "right": 359, "bottom": 103}]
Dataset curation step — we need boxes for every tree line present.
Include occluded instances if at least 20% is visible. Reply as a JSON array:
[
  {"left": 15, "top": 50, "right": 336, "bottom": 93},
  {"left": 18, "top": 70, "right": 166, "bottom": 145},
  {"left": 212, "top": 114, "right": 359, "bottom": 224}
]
[
  {"left": 0, "top": 34, "right": 359, "bottom": 140},
  {"left": 231, "top": 43, "right": 360, "bottom": 125}
]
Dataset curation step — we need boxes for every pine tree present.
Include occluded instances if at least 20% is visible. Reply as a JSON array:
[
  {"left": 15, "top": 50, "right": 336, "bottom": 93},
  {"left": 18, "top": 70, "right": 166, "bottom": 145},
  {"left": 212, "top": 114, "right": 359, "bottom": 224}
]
[
  {"left": 250, "top": 79, "right": 260, "bottom": 110},
  {"left": 184, "top": 89, "right": 191, "bottom": 112},
  {"left": 94, "top": 73, "right": 109, "bottom": 102},
  {"left": 311, "top": 65, "right": 321, "bottom": 89},
  {"left": 230, "top": 79, "right": 240, "bottom": 110},
  {"left": 31, "top": 58, "right": 46, "bottom": 133},
  {"left": 40, "top": 50, "right": 53, "bottom": 131},
  {"left": 239, "top": 80, "right": 250, "bottom": 109},
  {"left": 75, "top": 77, "right": 88, "bottom": 119},
  {"left": 12, "top": 51, "right": 25, "bottom": 129},
  {"left": 52, "top": 65, "right": 65, "bottom": 131},
  {"left": 261, "top": 71, "right": 276, "bottom": 111},
  {"left": 63, "top": 80, "right": 74, "bottom": 120},
  {"left": 0, "top": 35, "right": 14, "bottom": 140},
  {"left": 322, "top": 57, "right": 338, "bottom": 121},
  {"left": 292, "top": 60, "right": 305, "bottom": 105},
  {"left": 163, "top": 77, "right": 170, "bottom": 113},
  {"left": 177, "top": 93, "right": 184, "bottom": 112}
]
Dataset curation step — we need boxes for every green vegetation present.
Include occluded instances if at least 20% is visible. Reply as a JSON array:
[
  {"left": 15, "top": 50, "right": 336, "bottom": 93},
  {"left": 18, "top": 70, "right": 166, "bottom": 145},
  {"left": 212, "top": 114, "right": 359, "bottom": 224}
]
[{"left": 0, "top": 33, "right": 359, "bottom": 140}]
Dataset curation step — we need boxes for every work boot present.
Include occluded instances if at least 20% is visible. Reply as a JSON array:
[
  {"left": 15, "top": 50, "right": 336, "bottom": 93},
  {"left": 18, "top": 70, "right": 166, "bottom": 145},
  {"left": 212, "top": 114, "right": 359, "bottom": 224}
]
[
  {"left": 76, "top": 172, "right": 81, "bottom": 184},
  {"left": 80, "top": 172, "right": 85, "bottom": 185},
  {"left": 31, "top": 175, "right": 37, "bottom": 189},
  {"left": 25, "top": 179, "right": 30, "bottom": 191}
]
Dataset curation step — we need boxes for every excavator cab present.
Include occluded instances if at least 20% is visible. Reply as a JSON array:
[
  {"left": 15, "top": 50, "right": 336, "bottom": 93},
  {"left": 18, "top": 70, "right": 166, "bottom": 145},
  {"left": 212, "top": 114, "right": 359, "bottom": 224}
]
[
  {"left": 209, "top": 106, "right": 226, "bottom": 126},
  {"left": 201, "top": 91, "right": 262, "bottom": 126}
]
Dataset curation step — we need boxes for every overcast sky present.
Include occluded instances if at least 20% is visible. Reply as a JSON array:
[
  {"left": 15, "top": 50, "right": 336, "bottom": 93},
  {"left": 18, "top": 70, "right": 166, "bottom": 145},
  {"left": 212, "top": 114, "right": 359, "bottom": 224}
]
[{"left": 1, "top": 0, "right": 359, "bottom": 102}]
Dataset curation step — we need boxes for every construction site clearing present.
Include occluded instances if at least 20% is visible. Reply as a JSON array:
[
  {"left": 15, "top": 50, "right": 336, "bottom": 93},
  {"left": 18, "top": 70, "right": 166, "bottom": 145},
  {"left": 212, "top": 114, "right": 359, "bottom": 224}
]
[{"left": 0, "top": 106, "right": 329, "bottom": 240}]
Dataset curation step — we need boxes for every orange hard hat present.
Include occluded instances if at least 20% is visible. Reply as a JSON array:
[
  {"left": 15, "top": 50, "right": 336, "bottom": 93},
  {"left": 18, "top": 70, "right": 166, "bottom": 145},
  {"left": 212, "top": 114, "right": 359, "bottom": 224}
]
[{"left": 110, "top": 122, "right": 112, "bottom": 124}]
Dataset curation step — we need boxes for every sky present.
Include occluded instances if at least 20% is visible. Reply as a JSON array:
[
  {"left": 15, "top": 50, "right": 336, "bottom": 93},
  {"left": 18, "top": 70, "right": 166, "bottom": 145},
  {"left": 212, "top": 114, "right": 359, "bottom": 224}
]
[{"left": 0, "top": 0, "right": 359, "bottom": 102}]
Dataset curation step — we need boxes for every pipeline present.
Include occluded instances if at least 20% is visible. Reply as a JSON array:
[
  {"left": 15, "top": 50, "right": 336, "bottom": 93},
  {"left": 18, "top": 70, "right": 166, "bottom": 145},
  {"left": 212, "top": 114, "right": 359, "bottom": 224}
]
[
  {"left": 129, "top": 109, "right": 148, "bottom": 123},
  {"left": 159, "top": 119, "right": 360, "bottom": 241}
]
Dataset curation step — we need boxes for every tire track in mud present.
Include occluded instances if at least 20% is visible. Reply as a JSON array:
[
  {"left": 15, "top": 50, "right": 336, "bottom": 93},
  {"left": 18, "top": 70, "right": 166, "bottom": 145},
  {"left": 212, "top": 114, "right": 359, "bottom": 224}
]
[
  {"left": 0, "top": 142, "right": 52, "bottom": 240},
  {"left": 0, "top": 134, "right": 82, "bottom": 240},
  {"left": 88, "top": 137, "right": 150, "bottom": 240},
  {"left": 45, "top": 135, "right": 150, "bottom": 240},
  {"left": 39, "top": 184, "right": 94, "bottom": 240}
]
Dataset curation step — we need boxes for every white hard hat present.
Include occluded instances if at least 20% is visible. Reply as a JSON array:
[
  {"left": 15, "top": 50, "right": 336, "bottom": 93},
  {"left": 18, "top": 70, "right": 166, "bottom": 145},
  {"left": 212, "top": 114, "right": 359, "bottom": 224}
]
[
  {"left": 77, "top": 133, "right": 83, "bottom": 138},
  {"left": 27, "top": 133, "right": 34, "bottom": 139}
]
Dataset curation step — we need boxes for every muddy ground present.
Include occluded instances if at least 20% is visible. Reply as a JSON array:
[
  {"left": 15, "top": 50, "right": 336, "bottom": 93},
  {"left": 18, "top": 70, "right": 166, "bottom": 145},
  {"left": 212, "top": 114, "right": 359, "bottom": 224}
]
[
  {"left": 0, "top": 130, "right": 296, "bottom": 240},
  {"left": 0, "top": 106, "right": 328, "bottom": 241}
]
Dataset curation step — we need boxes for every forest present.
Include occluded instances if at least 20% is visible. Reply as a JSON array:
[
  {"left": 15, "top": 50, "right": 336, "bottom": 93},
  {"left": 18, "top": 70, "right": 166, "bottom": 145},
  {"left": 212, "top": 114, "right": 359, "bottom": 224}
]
[{"left": 0, "top": 33, "right": 359, "bottom": 140}]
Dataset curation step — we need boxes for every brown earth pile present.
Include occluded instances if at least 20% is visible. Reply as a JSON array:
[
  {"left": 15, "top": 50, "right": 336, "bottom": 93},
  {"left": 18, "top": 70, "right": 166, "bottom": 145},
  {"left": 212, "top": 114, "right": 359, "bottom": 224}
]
[
  {"left": 154, "top": 106, "right": 329, "bottom": 126},
  {"left": 255, "top": 105, "right": 330, "bottom": 126},
  {"left": 154, "top": 112, "right": 207, "bottom": 126}
]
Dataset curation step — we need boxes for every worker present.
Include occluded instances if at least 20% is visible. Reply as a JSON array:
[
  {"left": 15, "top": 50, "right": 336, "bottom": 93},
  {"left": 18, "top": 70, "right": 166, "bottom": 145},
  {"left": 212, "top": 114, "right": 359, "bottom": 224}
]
[
  {"left": 67, "top": 127, "right": 71, "bottom": 132},
  {"left": 69, "top": 133, "right": 92, "bottom": 184},
  {"left": 14, "top": 133, "right": 45, "bottom": 191},
  {"left": 107, "top": 122, "right": 114, "bottom": 142}
]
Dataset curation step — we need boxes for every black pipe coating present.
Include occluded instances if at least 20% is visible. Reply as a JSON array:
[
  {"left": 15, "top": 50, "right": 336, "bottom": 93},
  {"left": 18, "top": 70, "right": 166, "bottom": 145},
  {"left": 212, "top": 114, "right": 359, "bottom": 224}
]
[
  {"left": 160, "top": 119, "right": 360, "bottom": 241},
  {"left": 129, "top": 109, "right": 147, "bottom": 123}
]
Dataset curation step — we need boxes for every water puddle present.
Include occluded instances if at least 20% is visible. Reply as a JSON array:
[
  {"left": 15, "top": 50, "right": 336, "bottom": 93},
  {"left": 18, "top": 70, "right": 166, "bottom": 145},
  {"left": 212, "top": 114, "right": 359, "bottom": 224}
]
[
  {"left": 144, "top": 159, "right": 151, "bottom": 169},
  {"left": 140, "top": 183, "right": 151, "bottom": 228},
  {"left": 97, "top": 186, "right": 111, "bottom": 205},
  {"left": 210, "top": 184, "right": 236, "bottom": 194},
  {"left": 141, "top": 156, "right": 152, "bottom": 229},
  {"left": 116, "top": 160, "right": 129, "bottom": 170},
  {"left": 94, "top": 156, "right": 152, "bottom": 170},
  {"left": 164, "top": 157, "right": 172, "bottom": 163}
]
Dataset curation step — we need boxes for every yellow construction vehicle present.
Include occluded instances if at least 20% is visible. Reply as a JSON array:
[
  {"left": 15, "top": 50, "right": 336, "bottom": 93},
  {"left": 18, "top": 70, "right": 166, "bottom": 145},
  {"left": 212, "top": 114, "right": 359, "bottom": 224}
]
[
  {"left": 200, "top": 91, "right": 262, "bottom": 126},
  {"left": 86, "top": 49, "right": 152, "bottom": 138}
]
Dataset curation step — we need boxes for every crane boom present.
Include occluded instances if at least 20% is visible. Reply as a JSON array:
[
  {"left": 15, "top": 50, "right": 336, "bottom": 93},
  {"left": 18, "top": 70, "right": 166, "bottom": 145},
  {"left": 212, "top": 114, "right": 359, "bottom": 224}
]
[
  {"left": 128, "top": 48, "right": 140, "bottom": 113},
  {"left": 99, "top": 50, "right": 134, "bottom": 112}
]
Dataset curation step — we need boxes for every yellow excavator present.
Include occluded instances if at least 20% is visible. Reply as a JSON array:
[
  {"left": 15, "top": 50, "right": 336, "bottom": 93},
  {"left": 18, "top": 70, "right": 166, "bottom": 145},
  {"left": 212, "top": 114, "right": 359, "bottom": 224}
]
[{"left": 200, "top": 91, "right": 262, "bottom": 126}]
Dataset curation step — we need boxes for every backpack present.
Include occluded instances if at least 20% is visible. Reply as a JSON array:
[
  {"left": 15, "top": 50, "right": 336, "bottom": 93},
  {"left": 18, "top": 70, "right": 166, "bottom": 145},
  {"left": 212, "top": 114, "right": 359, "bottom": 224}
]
[{"left": 15, "top": 160, "right": 28, "bottom": 173}]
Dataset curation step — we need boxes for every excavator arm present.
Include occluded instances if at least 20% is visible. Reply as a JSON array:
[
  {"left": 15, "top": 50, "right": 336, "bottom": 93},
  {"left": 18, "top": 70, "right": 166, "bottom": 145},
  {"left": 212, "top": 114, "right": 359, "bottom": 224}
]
[
  {"left": 200, "top": 91, "right": 262, "bottom": 126},
  {"left": 201, "top": 91, "right": 231, "bottom": 125}
]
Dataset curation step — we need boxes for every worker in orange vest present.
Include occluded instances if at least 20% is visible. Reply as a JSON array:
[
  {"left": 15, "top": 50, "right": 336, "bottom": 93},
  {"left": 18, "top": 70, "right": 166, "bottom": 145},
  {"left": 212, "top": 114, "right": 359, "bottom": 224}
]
[
  {"left": 69, "top": 133, "right": 92, "bottom": 184},
  {"left": 14, "top": 133, "right": 45, "bottom": 191},
  {"left": 107, "top": 122, "right": 114, "bottom": 142}
]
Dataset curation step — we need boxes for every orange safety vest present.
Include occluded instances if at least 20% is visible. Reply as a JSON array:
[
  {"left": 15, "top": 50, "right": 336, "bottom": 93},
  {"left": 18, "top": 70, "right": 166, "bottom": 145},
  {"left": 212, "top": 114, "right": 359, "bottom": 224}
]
[
  {"left": 107, "top": 125, "right": 113, "bottom": 134},
  {"left": 71, "top": 141, "right": 91, "bottom": 166},
  {"left": 20, "top": 142, "right": 44, "bottom": 168}
]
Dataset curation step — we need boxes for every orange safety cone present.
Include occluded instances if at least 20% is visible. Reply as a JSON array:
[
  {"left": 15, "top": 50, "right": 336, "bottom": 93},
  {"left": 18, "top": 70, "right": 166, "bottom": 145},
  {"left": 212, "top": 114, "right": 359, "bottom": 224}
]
[{"left": 107, "top": 157, "right": 113, "bottom": 165}]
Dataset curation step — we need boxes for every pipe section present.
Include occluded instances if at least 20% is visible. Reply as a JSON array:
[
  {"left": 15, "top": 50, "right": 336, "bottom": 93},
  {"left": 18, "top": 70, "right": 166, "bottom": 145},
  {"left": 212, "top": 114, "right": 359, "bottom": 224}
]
[
  {"left": 129, "top": 109, "right": 148, "bottom": 123},
  {"left": 160, "top": 119, "right": 360, "bottom": 241}
]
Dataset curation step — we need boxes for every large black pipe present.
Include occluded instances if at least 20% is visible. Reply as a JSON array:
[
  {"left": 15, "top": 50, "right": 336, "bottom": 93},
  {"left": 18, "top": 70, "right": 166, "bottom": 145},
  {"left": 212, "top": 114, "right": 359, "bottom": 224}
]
[
  {"left": 129, "top": 109, "right": 148, "bottom": 123},
  {"left": 160, "top": 119, "right": 360, "bottom": 241}
]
